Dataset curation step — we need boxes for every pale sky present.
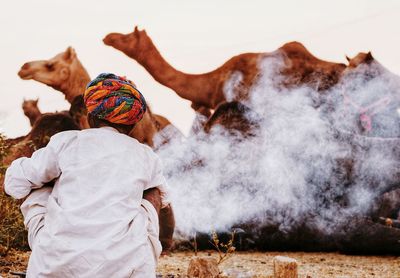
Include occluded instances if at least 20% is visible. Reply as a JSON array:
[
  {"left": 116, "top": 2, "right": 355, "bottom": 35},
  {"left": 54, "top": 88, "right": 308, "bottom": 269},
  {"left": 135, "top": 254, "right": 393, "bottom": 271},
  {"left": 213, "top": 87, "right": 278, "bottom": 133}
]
[{"left": 1, "top": 0, "right": 400, "bottom": 137}]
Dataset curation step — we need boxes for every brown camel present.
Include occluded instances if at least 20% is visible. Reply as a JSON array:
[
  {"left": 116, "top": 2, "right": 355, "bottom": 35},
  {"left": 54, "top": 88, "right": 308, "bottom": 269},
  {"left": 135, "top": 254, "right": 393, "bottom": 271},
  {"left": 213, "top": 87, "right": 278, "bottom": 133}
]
[
  {"left": 18, "top": 47, "right": 176, "bottom": 251},
  {"left": 18, "top": 47, "right": 182, "bottom": 148},
  {"left": 19, "top": 47, "right": 89, "bottom": 104},
  {"left": 22, "top": 98, "right": 42, "bottom": 126},
  {"left": 103, "top": 26, "right": 346, "bottom": 115}
]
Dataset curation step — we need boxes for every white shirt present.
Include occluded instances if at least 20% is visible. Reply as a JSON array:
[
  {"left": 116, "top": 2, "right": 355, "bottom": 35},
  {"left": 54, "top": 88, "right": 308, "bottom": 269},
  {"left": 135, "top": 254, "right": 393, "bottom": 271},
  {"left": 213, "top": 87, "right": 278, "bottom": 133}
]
[{"left": 4, "top": 126, "right": 169, "bottom": 277}]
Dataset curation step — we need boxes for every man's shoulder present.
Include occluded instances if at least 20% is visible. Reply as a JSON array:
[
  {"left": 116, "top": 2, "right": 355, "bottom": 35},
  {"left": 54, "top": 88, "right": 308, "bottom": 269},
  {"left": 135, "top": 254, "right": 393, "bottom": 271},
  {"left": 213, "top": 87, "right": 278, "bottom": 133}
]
[
  {"left": 131, "top": 140, "right": 160, "bottom": 162},
  {"left": 48, "top": 130, "right": 80, "bottom": 149},
  {"left": 139, "top": 142, "right": 154, "bottom": 152},
  {"left": 50, "top": 130, "right": 80, "bottom": 141}
]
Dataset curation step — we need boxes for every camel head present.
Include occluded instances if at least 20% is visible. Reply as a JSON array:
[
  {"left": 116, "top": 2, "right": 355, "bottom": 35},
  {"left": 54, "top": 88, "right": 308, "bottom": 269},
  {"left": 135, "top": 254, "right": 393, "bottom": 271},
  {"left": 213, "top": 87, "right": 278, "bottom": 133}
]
[
  {"left": 22, "top": 98, "right": 41, "bottom": 126},
  {"left": 204, "top": 101, "right": 261, "bottom": 138},
  {"left": 103, "top": 26, "right": 150, "bottom": 60},
  {"left": 22, "top": 98, "right": 39, "bottom": 115},
  {"left": 345, "top": 51, "right": 374, "bottom": 69},
  {"left": 18, "top": 47, "right": 78, "bottom": 90},
  {"left": 343, "top": 51, "right": 386, "bottom": 80}
]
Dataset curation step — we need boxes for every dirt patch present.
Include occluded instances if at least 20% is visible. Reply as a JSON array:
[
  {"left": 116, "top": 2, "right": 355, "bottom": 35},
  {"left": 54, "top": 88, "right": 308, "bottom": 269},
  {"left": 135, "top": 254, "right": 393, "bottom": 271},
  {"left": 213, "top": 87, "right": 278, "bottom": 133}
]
[
  {"left": 0, "top": 250, "right": 29, "bottom": 277},
  {"left": 158, "top": 251, "right": 400, "bottom": 277},
  {"left": 1, "top": 250, "right": 399, "bottom": 277}
]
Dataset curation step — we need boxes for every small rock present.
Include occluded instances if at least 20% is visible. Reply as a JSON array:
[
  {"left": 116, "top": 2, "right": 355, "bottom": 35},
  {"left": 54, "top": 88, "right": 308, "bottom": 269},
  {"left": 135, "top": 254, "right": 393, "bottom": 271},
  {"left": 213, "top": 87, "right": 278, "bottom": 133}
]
[
  {"left": 187, "top": 257, "right": 219, "bottom": 278},
  {"left": 273, "top": 256, "right": 298, "bottom": 278}
]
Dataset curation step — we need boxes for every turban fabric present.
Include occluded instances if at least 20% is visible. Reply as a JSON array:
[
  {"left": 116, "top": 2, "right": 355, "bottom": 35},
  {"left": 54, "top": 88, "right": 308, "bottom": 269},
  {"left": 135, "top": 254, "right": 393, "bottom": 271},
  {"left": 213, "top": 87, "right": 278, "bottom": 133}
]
[{"left": 84, "top": 73, "right": 147, "bottom": 125}]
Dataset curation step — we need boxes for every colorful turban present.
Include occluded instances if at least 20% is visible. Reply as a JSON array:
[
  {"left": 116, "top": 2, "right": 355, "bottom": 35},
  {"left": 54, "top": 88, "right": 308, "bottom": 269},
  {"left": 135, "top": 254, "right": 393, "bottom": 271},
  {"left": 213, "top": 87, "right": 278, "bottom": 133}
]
[{"left": 84, "top": 73, "right": 147, "bottom": 125}]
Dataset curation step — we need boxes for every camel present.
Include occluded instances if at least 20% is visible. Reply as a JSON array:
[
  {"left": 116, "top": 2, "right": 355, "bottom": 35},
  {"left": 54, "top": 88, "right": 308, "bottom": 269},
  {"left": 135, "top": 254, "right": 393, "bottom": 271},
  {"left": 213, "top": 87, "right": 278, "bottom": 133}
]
[
  {"left": 183, "top": 55, "right": 400, "bottom": 254},
  {"left": 22, "top": 98, "right": 42, "bottom": 126},
  {"left": 18, "top": 47, "right": 177, "bottom": 251},
  {"left": 19, "top": 47, "right": 89, "bottom": 104},
  {"left": 103, "top": 26, "right": 346, "bottom": 115},
  {"left": 18, "top": 47, "right": 182, "bottom": 148}
]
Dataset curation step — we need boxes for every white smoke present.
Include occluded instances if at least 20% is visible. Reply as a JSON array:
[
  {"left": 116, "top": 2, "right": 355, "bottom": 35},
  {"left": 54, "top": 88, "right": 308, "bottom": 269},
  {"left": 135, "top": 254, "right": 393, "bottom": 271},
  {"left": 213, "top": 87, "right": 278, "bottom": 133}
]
[
  {"left": 223, "top": 71, "right": 243, "bottom": 102},
  {"left": 157, "top": 51, "right": 400, "bottom": 237}
]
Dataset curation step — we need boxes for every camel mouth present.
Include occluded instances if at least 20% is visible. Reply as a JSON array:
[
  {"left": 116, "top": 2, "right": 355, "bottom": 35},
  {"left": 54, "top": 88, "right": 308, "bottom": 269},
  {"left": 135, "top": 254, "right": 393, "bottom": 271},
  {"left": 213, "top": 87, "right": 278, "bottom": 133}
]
[
  {"left": 103, "top": 33, "right": 125, "bottom": 47},
  {"left": 18, "top": 70, "right": 33, "bottom": 80},
  {"left": 103, "top": 35, "right": 114, "bottom": 46}
]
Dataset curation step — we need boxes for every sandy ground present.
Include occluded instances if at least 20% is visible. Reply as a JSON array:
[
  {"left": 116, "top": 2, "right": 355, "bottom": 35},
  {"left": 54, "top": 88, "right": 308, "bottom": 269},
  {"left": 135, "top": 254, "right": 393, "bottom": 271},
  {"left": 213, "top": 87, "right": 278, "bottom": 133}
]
[{"left": 0, "top": 250, "right": 399, "bottom": 277}]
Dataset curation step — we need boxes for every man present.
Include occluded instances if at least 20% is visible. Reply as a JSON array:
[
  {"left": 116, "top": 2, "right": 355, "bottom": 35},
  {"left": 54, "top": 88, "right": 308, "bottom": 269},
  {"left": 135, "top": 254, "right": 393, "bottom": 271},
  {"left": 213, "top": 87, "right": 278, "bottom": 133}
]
[{"left": 4, "top": 73, "right": 169, "bottom": 277}]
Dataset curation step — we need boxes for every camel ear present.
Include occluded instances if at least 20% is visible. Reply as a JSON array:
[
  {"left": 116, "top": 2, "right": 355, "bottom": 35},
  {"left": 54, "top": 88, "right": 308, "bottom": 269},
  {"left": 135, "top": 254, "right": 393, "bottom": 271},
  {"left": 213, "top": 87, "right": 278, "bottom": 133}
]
[
  {"left": 134, "top": 26, "right": 140, "bottom": 37},
  {"left": 63, "top": 46, "right": 76, "bottom": 61},
  {"left": 345, "top": 55, "right": 351, "bottom": 62},
  {"left": 365, "top": 51, "right": 374, "bottom": 62}
]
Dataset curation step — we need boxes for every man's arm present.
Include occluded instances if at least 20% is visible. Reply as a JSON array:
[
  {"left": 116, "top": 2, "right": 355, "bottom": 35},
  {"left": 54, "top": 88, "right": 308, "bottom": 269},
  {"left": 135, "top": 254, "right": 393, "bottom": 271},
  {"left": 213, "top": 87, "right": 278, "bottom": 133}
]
[
  {"left": 143, "top": 187, "right": 175, "bottom": 253},
  {"left": 4, "top": 139, "right": 61, "bottom": 199},
  {"left": 143, "top": 187, "right": 162, "bottom": 214}
]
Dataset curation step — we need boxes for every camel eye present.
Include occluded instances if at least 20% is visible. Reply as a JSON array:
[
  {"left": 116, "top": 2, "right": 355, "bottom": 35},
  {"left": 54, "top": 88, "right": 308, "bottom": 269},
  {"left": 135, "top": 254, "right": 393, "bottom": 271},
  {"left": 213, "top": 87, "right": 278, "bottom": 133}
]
[{"left": 45, "top": 63, "right": 54, "bottom": 70}]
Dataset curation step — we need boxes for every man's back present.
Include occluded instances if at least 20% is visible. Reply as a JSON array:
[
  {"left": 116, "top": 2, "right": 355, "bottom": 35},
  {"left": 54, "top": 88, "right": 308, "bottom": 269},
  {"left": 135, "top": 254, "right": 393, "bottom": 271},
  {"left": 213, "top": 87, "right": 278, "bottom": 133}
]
[{"left": 6, "top": 127, "right": 164, "bottom": 277}]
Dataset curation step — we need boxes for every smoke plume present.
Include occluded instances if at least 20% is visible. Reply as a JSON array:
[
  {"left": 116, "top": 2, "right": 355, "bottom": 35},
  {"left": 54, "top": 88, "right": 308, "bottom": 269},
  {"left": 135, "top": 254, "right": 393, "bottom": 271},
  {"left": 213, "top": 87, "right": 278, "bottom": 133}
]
[{"left": 157, "top": 51, "right": 400, "bottom": 238}]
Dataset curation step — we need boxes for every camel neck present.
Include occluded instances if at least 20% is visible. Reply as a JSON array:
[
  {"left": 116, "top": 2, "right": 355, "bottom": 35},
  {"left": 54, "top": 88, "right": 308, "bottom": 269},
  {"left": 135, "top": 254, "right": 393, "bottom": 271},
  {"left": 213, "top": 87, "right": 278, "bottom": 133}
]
[
  {"left": 135, "top": 39, "right": 211, "bottom": 105},
  {"left": 25, "top": 110, "right": 41, "bottom": 126},
  {"left": 61, "top": 62, "right": 91, "bottom": 103},
  {"left": 31, "top": 111, "right": 41, "bottom": 119}
]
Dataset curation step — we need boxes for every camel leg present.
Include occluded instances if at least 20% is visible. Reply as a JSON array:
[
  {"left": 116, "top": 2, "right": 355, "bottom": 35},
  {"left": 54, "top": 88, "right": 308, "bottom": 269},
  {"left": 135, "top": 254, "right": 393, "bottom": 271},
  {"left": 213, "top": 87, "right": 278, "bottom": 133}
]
[{"left": 159, "top": 204, "right": 175, "bottom": 253}]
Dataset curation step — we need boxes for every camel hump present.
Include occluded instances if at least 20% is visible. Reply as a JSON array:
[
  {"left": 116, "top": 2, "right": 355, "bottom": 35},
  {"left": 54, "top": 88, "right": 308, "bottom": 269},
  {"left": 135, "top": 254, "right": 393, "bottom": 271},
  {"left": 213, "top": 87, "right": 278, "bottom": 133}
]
[
  {"left": 346, "top": 51, "right": 374, "bottom": 68},
  {"left": 280, "top": 41, "right": 347, "bottom": 70},
  {"left": 280, "top": 41, "right": 308, "bottom": 52},
  {"left": 279, "top": 41, "right": 320, "bottom": 61},
  {"left": 280, "top": 41, "right": 316, "bottom": 58}
]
